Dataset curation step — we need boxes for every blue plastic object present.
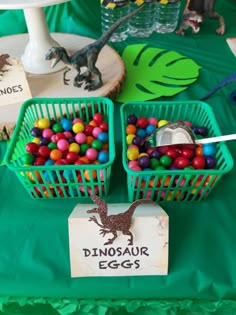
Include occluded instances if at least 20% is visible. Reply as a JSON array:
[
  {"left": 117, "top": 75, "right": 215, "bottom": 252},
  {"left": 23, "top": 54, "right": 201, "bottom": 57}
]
[
  {"left": 230, "top": 90, "right": 236, "bottom": 105},
  {"left": 200, "top": 73, "right": 236, "bottom": 102}
]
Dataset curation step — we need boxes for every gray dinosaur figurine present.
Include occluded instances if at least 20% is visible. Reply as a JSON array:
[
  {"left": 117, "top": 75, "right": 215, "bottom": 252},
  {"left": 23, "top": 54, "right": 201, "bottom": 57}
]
[
  {"left": 45, "top": 4, "right": 146, "bottom": 91},
  {"left": 176, "top": 0, "right": 225, "bottom": 36}
]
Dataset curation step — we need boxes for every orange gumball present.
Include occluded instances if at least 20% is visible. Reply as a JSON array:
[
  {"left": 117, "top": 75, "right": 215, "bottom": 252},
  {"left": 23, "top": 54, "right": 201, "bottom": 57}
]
[
  {"left": 84, "top": 169, "right": 97, "bottom": 181},
  {"left": 195, "top": 146, "right": 203, "bottom": 157},
  {"left": 50, "top": 149, "right": 63, "bottom": 161},
  {"left": 126, "top": 124, "right": 137, "bottom": 135},
  {"left": 86, "top": 136, "right": 95, "bottom": 146},
  {"left": 26, "top": 170, "right": 42, "bottom": 182},
  {"left": 79, "top": 156, "right": 90, "bottom": 164},
  {"left": 89, "top": 120, "right": 97, "bottom": 128}
]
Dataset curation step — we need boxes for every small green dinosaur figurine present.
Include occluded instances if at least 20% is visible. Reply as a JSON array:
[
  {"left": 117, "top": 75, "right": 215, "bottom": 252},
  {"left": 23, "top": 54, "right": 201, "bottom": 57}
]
[{"left": 45, "top": 4, "right": 146, "bottom": 91}]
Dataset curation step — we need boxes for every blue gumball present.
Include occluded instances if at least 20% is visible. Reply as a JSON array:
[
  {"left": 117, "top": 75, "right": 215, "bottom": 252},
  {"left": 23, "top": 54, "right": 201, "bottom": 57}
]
[
  {"left": 202, "top": 143, "right": 217, "bottom": 156},
  {"left": 146, "top": 124, "right": 156, "bottom": 135},
  {"left": 60, "top": 118, "right": 72, "bottom": 131},
  {"left": 63, "top": 169, "right": 74, "bottom": 182},
  {"left": 98, "top": 151, "right": 109, "bottom": 163}
]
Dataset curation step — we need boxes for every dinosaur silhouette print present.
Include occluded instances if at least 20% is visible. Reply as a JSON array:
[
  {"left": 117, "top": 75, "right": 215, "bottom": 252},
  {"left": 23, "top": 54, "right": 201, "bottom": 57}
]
[
  {"left": 0, "top": 54, "right": 11, "bottom": 80},
  {"left": 87, "top": 194, "right": 154, "bottom": 246}
]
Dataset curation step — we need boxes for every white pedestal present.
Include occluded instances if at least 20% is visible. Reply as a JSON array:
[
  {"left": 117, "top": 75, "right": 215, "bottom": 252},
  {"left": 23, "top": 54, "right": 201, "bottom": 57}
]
[{"left": 0, "top": 0, "right": 70, "bottom": 74}]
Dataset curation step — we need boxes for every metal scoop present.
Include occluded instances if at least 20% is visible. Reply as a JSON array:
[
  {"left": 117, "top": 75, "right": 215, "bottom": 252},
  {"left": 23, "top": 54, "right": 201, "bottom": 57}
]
[{"left": 149, "top": 122, "right": 236, "bottom": 147}]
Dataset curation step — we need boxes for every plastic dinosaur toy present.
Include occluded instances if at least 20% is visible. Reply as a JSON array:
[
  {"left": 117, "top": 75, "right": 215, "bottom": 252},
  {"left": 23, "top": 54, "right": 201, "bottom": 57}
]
[
  {"left": 87, "top": 194, "right": 154, "bottom": 246},
  {"left": 176, "top": 11, "right": 203, "bottom": 36},
  {"left": 0, "top": 54, "right": 11, "bottom": 80},
  {"left": 45, "top": 4, "right": 146, "bottom": 91},
  {"left": 176, "top": 0, "right": 225, "bottom": 36}
]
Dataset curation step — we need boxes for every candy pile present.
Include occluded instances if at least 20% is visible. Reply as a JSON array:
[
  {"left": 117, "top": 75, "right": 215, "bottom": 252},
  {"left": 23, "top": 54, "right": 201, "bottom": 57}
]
[
  {"left": 125, "top": 114, "right": 218, "bottom": 201},
  {"left": 22, "top": 113, "right": 110, "bottom": 197}
]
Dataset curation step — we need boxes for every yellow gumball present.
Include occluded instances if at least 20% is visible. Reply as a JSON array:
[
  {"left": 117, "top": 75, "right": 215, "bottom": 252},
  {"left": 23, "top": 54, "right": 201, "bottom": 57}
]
[
  {"left": 158, "top": 119, "right": 169, "bottom": 128},
  {"left": 126, "top": 134, "right": 135, "bottom": 145}
]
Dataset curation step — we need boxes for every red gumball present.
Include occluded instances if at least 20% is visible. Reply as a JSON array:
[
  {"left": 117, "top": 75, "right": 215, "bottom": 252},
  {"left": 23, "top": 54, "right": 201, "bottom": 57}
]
[
  {"left": 75, "top": 159, "right": 84, "bottom": 165},
  {"left": 54, "top": 159, "right": 67, "bottom": 165},
  {"left": 54, "top": 132, "right": 66, "bottom": 142},
  {"left": 38, "top": 145, "right": 51, "bottom": 158},
  {"left": 136, "top": 117, "right": 149, "bottom": 128},
  {"left": 26, "top": 142, "right": 39, "bottom": 154},
  {"left": 100, "top": 122, "right": 108, "bottom": 132},
  {"left": 166, "top": 147, "right": 179, "bottom": 160},
  {"left": 84, "top": 124, "right": 94, "bottom": 136},
  {"left": 181, "top": 147, "right": 194, "bottom": 160},
  {"left": 66, "top": 151, "right": 79, "bottom": 164},
  {"left": 158, "top": 146, "right": 169, "bottom": 155},
  {"left": 93, "top": 113, "right": 104, "bottom": 124},
  {"left": 174, "top": 156, "right": 190, "bottom": 169},
  {"left": 192, "top": 156, "right": 205, "bottom": 169},
  {"left": 34, "top": 156, "right": 46, "bottom": 166}
]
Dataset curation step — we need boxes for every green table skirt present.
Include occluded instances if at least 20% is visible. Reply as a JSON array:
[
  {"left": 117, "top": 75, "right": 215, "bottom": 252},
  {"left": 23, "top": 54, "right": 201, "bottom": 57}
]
[{"left": 1, "top": 1, "right": 236, "bottom": 314}]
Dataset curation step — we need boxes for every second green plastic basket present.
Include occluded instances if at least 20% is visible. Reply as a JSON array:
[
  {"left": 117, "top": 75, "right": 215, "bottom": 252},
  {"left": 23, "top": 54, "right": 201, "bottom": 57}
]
[{"left": 120, "top": 101, "right": 234, "bottom": 202}]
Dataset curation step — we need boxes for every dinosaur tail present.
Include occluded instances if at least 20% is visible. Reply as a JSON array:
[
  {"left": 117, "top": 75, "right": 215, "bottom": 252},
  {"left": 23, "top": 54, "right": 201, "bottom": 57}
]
[
  {"left": 97, "top": 3, "right": 146, "bottom": 49},
  {"left": 125, "top": 199, "right": 155, "bottom": 217}
]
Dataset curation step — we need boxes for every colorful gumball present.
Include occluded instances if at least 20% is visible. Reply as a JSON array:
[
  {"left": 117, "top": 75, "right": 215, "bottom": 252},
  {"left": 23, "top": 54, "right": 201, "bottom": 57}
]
[
  {"left": 84, "top": 169, "right": 97, "bottom": 181},
  {"left": 126, "top": 124, "right": 137, "bottom": 135},
  {"left": 92, "top": 127, "right": 102, "bottom": 138},
  {"left": 98, "top": 151, "right": 109, "bottom": 163},
  {"left": 75, "top": 132, "right": 87, "bottom": 144},
  {"left": 50, "top": 149, "right": 63, "bottom": 161},
  {"left": 69, "top": 143, "right": 80, "bottom": 153},
  {"left": 26, "top": 142, "right": 39, "bottom": 154},
  {"left": 192, "top": 156, "right": 205, "bottom": 169},
  {"left": 93, "top": 113, "right": 104, "bottom": 124},
  {"left": 72, "top": 122, "right": 84, "bottom": 133},
  {"left": 57, "top": 139, "right": 69, "bottom": 151},
  {"left": 66, "top": 151, "right": 79, "bottom": 164},
  {"left": 97, "top": 132, "right": 108, "bottom": 143},
  {"left": 86, "top": 148, "right": 98, "bottom": 161},
  {"left": 60, "top": 118, "right": 72, "bottom": 131},
  {"left": 202, "top": 143, "right": 217, "bottom": 156},
  {"left": 38, "top": 118, "right": 50, "bottom": 129}
]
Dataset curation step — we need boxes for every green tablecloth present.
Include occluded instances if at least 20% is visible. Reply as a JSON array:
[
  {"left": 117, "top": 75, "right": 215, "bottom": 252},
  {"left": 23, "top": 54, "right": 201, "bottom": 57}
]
[{"left": 1, "top": 0, "right": 236, "bottom": 314}]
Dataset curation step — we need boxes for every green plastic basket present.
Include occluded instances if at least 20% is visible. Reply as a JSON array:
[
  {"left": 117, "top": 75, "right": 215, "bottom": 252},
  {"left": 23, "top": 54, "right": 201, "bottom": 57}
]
[
  {"left": 5, "top": 97, "right": 115, "bottom": 199},
  {"left": 120, "top": 101, "right": 234, "bottom": 202}
]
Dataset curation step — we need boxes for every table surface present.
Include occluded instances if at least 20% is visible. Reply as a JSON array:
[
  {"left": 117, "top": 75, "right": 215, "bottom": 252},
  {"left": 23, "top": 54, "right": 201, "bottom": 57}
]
[
  {"left": 0, "top": 0, "right": 70, "bottom": 9},
  {"left": 1, "top": 0, "right": 236, "bottom": 314}
]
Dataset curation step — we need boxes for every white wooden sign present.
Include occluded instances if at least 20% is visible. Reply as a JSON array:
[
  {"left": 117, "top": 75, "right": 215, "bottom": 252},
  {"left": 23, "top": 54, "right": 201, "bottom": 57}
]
[
  {"left": 226, "top": 37, "right": 236, "bottom": 57},
  {"left": 0, "top": 55, "right": 32, "bottom": 107},
  {"left": 68, "top": 198, "right": 169, "bottom": 278}
]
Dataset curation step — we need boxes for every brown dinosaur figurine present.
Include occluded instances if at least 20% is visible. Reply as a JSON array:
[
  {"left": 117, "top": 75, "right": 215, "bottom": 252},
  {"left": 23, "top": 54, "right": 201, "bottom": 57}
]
[
  {"left": 0, "top": 54, "right": 11, "bottom": 80},
  {"left": 87, "top": 194, "right": 154, "bottom": 246},
  {"left": 176, "top": 0, "right": 225, "bottom": 36}
]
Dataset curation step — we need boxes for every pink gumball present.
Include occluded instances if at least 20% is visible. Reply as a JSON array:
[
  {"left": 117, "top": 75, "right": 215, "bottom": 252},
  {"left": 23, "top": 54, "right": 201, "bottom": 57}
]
[
  {"left": 129, "top": 165, "right": 142, "bottom": 171},
  {"left": 64, "top": 131, "right": 73, "bottom": 139},
  {"left": 51, "top": 134, "right": 57, "bottom": 142},
  {"left": 73, "top": 118, "right": 83, "bottom": 124},
  {"left": 57, "top": 139, "right": 69, "bottom": 151},
  {"left": 99, "top": 170, "right": 105, "bottom": 181},
  {"left": 92, "top": 127, "right": 102, "bottom": 138},
  {"left": 148, "top": 117, "right": 158, "bottom": 126},
  {"left": 42, "top": 128, "right": 54, "bottom": 139},
  {"left": 128, "top": 160, "right": 139, "bottom": 168},
  {"left": 75, "top": 132, "right": 87, "bottom": 144},
  {"left": 86, "top": 148, "right": 98, "bottom": 161}
]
